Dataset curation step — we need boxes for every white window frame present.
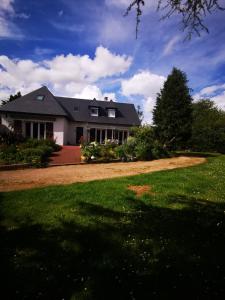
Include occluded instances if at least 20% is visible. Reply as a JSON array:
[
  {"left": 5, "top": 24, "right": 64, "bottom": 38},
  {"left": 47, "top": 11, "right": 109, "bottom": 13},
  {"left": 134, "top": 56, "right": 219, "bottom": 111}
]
[
  {"left": 90, "top": 107, "right": 99, "bottom": 117},
  {"left": 108, "top": 108, "right": 116, "bottom": 118}
]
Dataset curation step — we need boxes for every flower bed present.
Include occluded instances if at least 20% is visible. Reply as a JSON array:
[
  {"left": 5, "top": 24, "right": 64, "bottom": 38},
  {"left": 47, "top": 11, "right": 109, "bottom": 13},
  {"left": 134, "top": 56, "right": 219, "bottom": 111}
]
[
  {"left": 81, "top": 126, "right": 170, "bottom": 163},
  {"left": 0, "top": 138, "right": 61, "bottom": 167}
]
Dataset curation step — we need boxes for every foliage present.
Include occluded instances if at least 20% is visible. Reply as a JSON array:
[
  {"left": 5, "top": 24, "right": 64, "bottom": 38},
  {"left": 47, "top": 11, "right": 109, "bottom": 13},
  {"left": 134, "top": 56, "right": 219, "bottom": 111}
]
[
  {"left": 124, "top": 0, "right": 225, "bottom": 39},
  {"left": 99, "top": 140, "right": 117, "bottom": 161},
  {"left": 1, "top": 91, "right": 21, "bottom": 106},
  {"left": 81, "top": 142, "right": 102, "bottom": 162},
  {"left": 0, "top": 129, "right": 25, "bottom": 145},
  {"left": 116, "top": 126, "right": 169, "bottom": 161},
  {"left": 81, "top": 126, "right": 169, "bottom": 162},
  {"left": 0, "top": 138, "right": 60, "bottom": 166},
  {"left": 190, "top": 99, "right": 225, "bottom": 153},
  {"left": 1, "top": 155, "right": 225, "bottom": 299},
  {"left": 23, "top": 138, "right": 61, "bottom": 152},
  {"left": 153, "top": 67, "right": 193, "bottom": 150}
]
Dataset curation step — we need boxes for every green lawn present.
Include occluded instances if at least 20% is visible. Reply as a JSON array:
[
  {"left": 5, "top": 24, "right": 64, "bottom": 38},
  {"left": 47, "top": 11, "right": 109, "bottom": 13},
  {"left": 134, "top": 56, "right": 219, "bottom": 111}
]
[{"left": 1, "top": 155, "right": 225, "bottom": 299}]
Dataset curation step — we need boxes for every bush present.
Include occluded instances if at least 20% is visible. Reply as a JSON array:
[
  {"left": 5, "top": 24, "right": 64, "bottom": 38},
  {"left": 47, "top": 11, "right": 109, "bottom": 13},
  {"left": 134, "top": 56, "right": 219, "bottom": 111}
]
[
  {"left": 0, "top": 130, "right": 25, "bottom": 145},
  {"left": 115, "top": 127, "right": 169, "bottom": 161},
  {"left": 135, "top": 142, "right": 153, "bottom": 160},
  {"left": 23, "top": 139, "right": 61, "bottom": 152},
  {"left": 99, "top": 140, "right": 117, "bottom": 161},
  {"left": 0, "top": 144, "right": 22, "bottom": 164},
  {"left": 0, "top": 139, "right": 57, "bottom": 166},
  {"left": 81, "top": 142, "right": 101, "bottom": 162}
]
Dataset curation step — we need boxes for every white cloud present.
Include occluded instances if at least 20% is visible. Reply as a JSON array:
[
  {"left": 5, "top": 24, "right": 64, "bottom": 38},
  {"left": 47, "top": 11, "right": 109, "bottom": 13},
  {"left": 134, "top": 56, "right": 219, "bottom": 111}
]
[
  {"left": 58, "top": 10, "right": 63, "bottom": 17},
  {"left": 194, "top": 83, "right": 225, "bottom": 111},
  {"left": 96, "top": 14, "right": 133, "bottom": 45},
  {"left": 34, "top": 47, "right": 54, "bottom": 56},
  {"left": 121, "top": 70, "right": 165, "bottom": 97},
  {"left": 121, "top": 70, "right": 166, "bottom": 123},
  {"left": 0, "top": 46, "right": 131, "bottom": 101},
  {"left": 163, "top": 35, "right": 180, "bottom": 56},
  {"left": 51, "top": 22, "right": 84, "bottom": 33},
  {"left": 0, "top": 0, "right": 26, "bottom": 39},
  {"left": 0, "top": 0, "right": 14, "bottom": 14},
  {"left": 75, "top": 85, "right": 116, "bottom": 101},
  {"left": 211, "top": 92, "right": 225, "bottom": 111}
]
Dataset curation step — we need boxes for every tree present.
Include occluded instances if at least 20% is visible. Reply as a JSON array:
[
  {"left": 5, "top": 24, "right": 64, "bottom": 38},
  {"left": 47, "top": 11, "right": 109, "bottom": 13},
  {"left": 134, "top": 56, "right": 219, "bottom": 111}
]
[
  {"left": 153, "top": 67, "right": 193, "bottom": 150},
  {"left": 1, "top": 92, "right": 22, "bottom": 106},
  {"left": 191, "top": 99, "right": 225, "bottom": 153},
  {"left": 125, "top": 0, "right": 225, "bottom": 39},
  {"left": 136, "top": 105, "right": 144, "bottom": 123}
]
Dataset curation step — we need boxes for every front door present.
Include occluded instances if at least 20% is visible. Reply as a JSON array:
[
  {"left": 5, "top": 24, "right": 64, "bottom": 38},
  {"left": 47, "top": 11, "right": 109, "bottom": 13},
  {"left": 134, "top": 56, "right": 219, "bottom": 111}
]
[{"left": 76, "top": 127, "right": 83, "bottom": 145}]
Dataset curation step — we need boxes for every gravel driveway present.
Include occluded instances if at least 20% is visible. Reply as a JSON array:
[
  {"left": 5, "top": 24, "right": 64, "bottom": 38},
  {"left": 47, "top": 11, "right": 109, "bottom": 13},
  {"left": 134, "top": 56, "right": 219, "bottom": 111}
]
[{"left": 0, "top": 156, "right": 206, "bottom": 192}]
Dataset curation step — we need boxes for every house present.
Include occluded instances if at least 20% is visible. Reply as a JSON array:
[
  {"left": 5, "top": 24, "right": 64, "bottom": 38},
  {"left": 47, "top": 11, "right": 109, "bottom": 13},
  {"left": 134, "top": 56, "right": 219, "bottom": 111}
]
[{"left": 0, "top": 86, "right": 140, "bottom": 145}]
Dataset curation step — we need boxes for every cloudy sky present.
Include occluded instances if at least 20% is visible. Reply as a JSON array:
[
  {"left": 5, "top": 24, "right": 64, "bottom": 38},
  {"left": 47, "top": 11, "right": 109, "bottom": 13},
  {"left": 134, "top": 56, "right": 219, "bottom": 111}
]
[{"left": 0, "top": 0, "right": 225, "bottom": 122}]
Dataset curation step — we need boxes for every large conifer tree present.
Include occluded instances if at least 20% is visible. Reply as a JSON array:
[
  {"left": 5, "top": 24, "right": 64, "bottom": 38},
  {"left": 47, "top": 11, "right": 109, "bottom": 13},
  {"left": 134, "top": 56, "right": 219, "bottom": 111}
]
[{"left": 153, "top": 68, "right": 193, "bottom": 150}]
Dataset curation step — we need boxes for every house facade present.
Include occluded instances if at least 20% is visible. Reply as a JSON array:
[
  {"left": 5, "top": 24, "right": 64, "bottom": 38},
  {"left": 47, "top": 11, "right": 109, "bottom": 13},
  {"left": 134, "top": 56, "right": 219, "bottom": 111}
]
[{"left": 0, "top": 87, "right": 140, "bottom": 145}]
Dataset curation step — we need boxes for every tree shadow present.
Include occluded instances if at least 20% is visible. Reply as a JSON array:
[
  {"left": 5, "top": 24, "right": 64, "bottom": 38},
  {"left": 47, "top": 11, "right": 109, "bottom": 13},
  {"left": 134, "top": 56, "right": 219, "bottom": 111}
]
[{"left": 1, "top": 193, "right": 225, "bottom": 299}]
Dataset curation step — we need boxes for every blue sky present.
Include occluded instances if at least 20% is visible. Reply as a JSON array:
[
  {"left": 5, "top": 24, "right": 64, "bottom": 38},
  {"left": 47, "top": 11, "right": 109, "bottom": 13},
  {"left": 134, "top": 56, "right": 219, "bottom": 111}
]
[{"left": 0, "top": 0, "right": 225, "bottom": 122}]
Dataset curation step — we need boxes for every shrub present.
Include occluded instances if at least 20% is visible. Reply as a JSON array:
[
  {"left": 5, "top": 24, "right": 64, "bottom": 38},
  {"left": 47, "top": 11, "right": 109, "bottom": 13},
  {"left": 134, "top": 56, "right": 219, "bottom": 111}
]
[
  {"left": 81, "top": 142, "right": 102, "bottom": 162},
  {"left": 20, "top": 148, "right": 46, "bottom": 166},
  {"left": 0, "top": 144, "right": 22, "bottom": 164},
  {"left": 135, "top": 142, "right": 153, "bottom": 160},
  {"left": 151, "top": 141, "right": 169, "bottom": 159},
  {"left": 24, "top": 139, "right": 61, "bottom": 152},
  {"left": 115, "top": 145, "right": 127, "bottom": 161},
  {"left": 0, "top": 130, "right": 25, "bottom": 145}
]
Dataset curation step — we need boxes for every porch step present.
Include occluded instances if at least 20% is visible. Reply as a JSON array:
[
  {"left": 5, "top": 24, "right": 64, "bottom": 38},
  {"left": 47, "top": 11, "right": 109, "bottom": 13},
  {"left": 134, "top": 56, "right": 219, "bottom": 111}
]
[{"left": 49, "top": 146, "right": 81, "bottom": 165}]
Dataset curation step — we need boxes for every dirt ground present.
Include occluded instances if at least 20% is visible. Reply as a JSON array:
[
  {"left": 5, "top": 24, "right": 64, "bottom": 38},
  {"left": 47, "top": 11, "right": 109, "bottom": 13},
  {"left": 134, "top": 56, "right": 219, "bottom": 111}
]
[{"left": 0, "top": 156, "right": 206, "bottom": 192}]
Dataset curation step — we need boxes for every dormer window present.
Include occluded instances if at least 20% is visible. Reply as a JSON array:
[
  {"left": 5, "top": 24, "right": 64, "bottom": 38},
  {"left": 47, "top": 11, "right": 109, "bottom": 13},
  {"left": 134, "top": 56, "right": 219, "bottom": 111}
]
[
  {"left": 90, "top": 107, "right": 99, "bottom": 117},
  {"left": 108, "top": 108, "right": 116, "bottom": 118},
  {"left": 36, "top": 95, "right": 45, "bottom": 101}
]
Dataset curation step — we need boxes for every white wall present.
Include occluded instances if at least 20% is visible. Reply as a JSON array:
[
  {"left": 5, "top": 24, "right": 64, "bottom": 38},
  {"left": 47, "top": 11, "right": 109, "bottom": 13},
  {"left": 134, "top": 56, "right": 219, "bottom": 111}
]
[
  {"left": 1, "top": 114, "right": 13, "bottom": 129},
  {"left": 53, "top": 117, "right": 68, "bottom": 145}
]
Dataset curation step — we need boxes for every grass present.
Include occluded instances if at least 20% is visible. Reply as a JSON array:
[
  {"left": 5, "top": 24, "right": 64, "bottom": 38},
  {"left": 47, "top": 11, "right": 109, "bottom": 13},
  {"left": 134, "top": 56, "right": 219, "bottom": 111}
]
[{"left": 1, "top": 155, "right": 225, "bottom": 299}]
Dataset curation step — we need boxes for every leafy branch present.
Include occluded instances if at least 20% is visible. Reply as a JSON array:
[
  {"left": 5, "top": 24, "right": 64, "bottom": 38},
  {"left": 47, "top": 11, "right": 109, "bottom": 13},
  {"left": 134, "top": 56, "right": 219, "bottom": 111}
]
[{"left": 124, "top": 0, "right": 225, "bottom": 39}]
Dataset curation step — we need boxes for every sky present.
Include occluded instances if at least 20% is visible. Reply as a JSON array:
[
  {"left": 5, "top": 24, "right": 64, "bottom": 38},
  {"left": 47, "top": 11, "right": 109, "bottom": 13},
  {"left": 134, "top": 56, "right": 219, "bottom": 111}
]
[{"left": 0, "top": 0, "right": 225, "bottom": 122}]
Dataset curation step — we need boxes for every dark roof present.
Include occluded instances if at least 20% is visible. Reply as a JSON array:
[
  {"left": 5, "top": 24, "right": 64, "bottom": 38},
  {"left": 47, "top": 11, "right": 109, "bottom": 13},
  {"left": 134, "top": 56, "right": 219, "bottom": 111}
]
[
  {"left": 56, "top": 97, "right": 140, "bottom": 126},
  {"left": 0, "top": 87, "right": 140, "bottom": 126},
  {"left": 0, "top": 87, "right": 67, "bottom": 117}
]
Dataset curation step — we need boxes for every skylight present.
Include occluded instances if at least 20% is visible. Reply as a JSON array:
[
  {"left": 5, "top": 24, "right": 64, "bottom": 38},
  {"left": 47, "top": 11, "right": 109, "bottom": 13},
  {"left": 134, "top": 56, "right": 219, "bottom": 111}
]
[{"left": 36, "top": 95, "right": 45, "bottom": 101}]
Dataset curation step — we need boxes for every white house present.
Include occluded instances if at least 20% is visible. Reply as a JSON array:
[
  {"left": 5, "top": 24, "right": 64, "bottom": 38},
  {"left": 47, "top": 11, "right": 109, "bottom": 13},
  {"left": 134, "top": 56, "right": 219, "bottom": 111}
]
[{"left": 0, "top": 86, "right": 141, "bottom": 145}]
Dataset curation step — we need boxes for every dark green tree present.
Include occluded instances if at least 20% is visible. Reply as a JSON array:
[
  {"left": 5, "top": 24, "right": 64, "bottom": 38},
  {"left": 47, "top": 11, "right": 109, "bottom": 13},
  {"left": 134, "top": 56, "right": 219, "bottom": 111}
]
[
  {"left": 153, "top": 67, "right": 193, "bottom": 150},
  {"left": 1, "top": 91, "right": 21, "bottom": 106},
  {"left": 191, "top": 99, "right": 225, "bottom": 153}
]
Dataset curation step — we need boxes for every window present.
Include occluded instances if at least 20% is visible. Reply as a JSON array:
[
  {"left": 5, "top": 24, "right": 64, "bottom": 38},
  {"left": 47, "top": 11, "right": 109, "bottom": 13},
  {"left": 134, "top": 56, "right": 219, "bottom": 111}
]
[
  {"left": 90, "top": 107, "right": 99, "bottom": 117},
  {"left": 14, "top": 120, "right": 22, "bottom": 134},
  {"left": 108, "top": 108, "right": 116, "bottom": 118},
  {"left": 46, "top": 122, "right": 53, "bottom": 139},
  {"left": 36, "top": 95, "right": 45, "bottom": 101},
  {"left": 25, "top": 122, "right": 31, "bottom": 138}
]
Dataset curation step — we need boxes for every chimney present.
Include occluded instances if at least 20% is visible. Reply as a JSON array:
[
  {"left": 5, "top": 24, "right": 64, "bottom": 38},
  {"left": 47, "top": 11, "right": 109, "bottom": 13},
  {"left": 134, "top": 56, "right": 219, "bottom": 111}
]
[
  {"left": 104, "top": 96, "right": 108, "bottom": 101},
  {"left": 93, "top": 98, "right": 96, "bottom": 101}
]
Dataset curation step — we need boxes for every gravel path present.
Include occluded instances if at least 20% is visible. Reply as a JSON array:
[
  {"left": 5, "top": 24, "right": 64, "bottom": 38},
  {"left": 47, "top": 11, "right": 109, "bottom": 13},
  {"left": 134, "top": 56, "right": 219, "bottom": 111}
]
[{"left": 0, "top": 156, "right": 206, "bottom": 192}]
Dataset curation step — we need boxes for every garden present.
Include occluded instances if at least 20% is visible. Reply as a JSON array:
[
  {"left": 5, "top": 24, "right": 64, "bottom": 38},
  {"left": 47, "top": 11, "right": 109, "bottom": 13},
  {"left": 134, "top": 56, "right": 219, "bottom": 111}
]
[
  {"left": 0, "top": 130, "right": 61, "bottom": 167},
  {"left": 81, "top": 126, "right": 169, "bottom": 163}
]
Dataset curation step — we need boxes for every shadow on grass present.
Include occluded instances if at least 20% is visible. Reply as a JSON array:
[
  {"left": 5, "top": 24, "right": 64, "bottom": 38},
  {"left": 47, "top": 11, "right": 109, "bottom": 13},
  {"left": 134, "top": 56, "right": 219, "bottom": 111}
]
[{"left": 1, "top": 193, "right": 225, "bottom": 299}]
